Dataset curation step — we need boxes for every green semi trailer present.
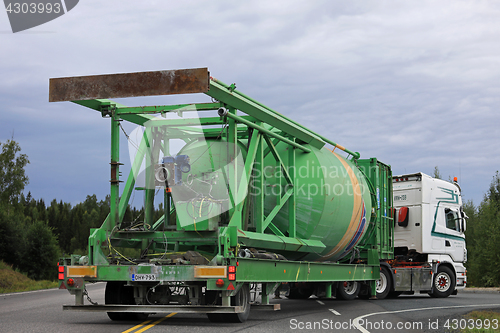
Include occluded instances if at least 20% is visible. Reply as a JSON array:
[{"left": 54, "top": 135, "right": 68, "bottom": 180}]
[{"left": 50, "top": 68, "right": 456, "bottom": 323}]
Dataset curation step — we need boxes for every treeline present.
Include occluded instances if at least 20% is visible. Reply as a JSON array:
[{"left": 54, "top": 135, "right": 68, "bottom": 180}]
[
  {"left": 0, "top": 192, "right": 163, "bottom": 281},
  {"left": 464, "top": 171, "right": 500, "bottom": 287}
]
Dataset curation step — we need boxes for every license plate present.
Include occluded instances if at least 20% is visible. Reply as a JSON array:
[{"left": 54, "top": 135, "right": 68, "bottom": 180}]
[{"left": 132, "top": 274, "right": 158, "bottom": 281}]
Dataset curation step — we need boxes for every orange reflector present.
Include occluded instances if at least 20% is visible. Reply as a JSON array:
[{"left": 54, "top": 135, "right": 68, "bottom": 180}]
[
  {"left": 58, "top": 273, "right": 64, "bottom": 280},
  {"left": 194, "top": 266, "right": 227, "bottom": 278},
  {"left": 228, "top": 273, "right": 236, "bottom": 281},
  {"left": 228, "top": 266, "right": 236, "bottom": 273},
  {"left": 66, "top": 266, "right": 97, "bottom": 278}
]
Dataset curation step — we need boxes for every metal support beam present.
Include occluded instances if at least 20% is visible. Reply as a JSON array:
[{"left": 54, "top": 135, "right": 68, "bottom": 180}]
[
  {"left": 63, "top": 304, "right": 244, "bottom": 314},
  {"left": 222, "top": 111, "right": 311, "bottom": 153},
  {"left": 116, "top": 102, "right": 222, "bottom": 115},
  {"left": 288, "top": 140, "right": 296, "bottom": 238},
  {"left": 238, "top": 230, "right": 325, "bottom": 253},
  {"left": 108, "top": 113, "right": 120, "bottom": 231},
  {"left": 49, "top": 68, "right": 210, "bottom": 102}
]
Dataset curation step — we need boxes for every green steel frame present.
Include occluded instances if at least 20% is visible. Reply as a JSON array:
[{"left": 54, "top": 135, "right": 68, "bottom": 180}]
[{"left": 50, "top": 68, "right": 393, "bottom": 310}]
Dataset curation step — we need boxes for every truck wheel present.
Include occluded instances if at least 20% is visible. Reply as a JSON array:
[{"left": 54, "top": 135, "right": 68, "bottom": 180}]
[
  {"left": 105, "top": 281, "right": 148, "bottom": 321},
  {"left": 375, "top": 266, "right": 392, "bottom": 299},
  {"left": 336, "top": 281, "right": 360, "bottom": 300},
  {"left": 207, "top": 284, "right": 250, "bottom": 323},
  {"left": 429, "top": 266, "right": 455, "bottom": 298}
]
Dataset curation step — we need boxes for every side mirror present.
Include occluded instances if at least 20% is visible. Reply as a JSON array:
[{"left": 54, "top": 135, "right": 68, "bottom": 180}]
[
  {"left": 398, "top": 206, "right": 409, "bottom": 227},
  {"left": 460, "top": 208, "right": 468, "bottom": 233}
]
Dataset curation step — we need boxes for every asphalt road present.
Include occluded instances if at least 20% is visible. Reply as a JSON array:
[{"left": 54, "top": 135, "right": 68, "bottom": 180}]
[{"left": 1, "top": 284, "right": 500, "bottom": 333}]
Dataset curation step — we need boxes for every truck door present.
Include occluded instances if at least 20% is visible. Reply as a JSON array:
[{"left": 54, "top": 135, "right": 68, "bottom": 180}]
[{"left": 433, "top": 206, "right": 465, "bottom": 262}]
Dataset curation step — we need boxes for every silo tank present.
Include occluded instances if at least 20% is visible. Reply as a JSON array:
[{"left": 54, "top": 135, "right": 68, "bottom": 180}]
[{"left": 176, "top": 138, "right": 372, "bottom": 262}]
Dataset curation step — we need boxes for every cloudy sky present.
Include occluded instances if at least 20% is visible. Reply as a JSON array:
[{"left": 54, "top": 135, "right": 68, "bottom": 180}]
[{"left": 1, "top": 0, "right": 499, "bottom": 207}]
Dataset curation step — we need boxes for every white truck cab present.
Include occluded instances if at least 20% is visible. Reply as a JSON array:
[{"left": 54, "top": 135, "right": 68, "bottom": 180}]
[{"left": 392, "top": 173, "right": 467, "bottom": 296}]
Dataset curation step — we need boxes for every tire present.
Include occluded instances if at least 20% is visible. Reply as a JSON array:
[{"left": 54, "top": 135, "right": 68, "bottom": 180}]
[
  {"left": 359, "top": 266, "right": 392, "bottom": 300},
  {"left": 336, "top": 281, "right": 360, "bottom": 300},
  {"left": 105, "top": 281, "right": 149, "bottom": 321},
  {"left": 375, "top": 266, "right": 392, "bottom": 300},
  {"left": 358, "top": 284, "right": 371, "bottom": 299},
  {"left": 429, "top": 266, "right": 455, "bottom": 298},
  {"left": 207, "top": 284, "right": 251, "bottom": 323}
]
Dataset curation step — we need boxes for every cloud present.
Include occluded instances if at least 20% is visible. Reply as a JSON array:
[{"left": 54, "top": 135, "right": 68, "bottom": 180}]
[{"left": 0, "top": 0, "right": 499, "bottom": 206}]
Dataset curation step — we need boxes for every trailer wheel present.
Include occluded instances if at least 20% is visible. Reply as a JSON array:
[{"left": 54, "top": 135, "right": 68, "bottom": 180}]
[
  {"left": 359, "top": 266, "right": 393, "bottom": 299},
  {"left": 207, "top": 284, "right": 251, "bottom": 323},
  {"left": 375, "top": 266, "right": 392, "bottom": 299},
  {"left": 336, "top": 281, "right": 360, "bottom": 300},
  {"left": 429, "top": 266, "right": 455, "bottom": 298},
  {"left": 105, "top": 281, "right": 148, "bottom": 321}
]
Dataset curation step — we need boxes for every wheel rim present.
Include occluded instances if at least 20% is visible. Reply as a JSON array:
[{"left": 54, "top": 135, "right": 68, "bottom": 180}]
[
  {"left": 343, "top": 281, "right": 358, "bottom": 295},
  {"left": 376, "top": 272, "right": 388, "bottom": 293},
  {"left": 435, "top": 272, "right": 451, "bottom": 292}
]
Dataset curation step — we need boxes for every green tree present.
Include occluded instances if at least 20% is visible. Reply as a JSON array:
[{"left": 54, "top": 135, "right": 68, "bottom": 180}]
[
  {"left": 432, "top": 166, "right": 442, "bottom": 179},
  {"left": 465, "top": 171, "right": 500, "bottom": 287},
  {"left": 0, "top": 139, "right": 29, "bottom": 208},
  {"left": 0, "top": 209, "right": 26, "bottom": 269},
  {"left": 22, "top": 220, "right": 59, "bottom": 280}
]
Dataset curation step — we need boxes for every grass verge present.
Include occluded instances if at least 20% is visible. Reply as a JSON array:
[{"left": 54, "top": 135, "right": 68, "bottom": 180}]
[
  {"left": 0, "top": 260, "right": 58, "bottom": 294},
  {"left": 459, "top": 310, "right": 500, "bottom": 332}
]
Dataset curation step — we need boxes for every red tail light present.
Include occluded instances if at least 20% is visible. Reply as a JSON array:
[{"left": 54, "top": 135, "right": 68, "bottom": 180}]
[
  {"left": 216, "top": 279, "right": 224, "bottom": 287},
  {"left": 58, "top": 265, "right": 64, "bottom": 280}
]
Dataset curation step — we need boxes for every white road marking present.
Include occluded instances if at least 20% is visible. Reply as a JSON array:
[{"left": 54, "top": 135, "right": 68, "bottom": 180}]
[
  {"left": 316, "top": 300, "right": 325, "bottom": 305},
  {"left": 0, "top": 288, "right": 58, "bottom": 297},
  {"left": 329, "top": 309, "right": 341, "bottom": 315},
  {"left": 0, "top": 282, "right": 105, "bottom": 297},
  {"left": 353, "top": 303, "right": 500, "bottom": 333}
]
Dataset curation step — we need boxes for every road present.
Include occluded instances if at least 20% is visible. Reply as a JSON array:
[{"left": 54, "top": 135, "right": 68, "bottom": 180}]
[{"left": 1, "top": 284, "right": 500, "bottom": 333}]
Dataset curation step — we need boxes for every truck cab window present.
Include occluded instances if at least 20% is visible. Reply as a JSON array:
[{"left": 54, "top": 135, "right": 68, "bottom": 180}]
[{"left": 445, "top": 208, "right": 459, "bottom": 231}]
